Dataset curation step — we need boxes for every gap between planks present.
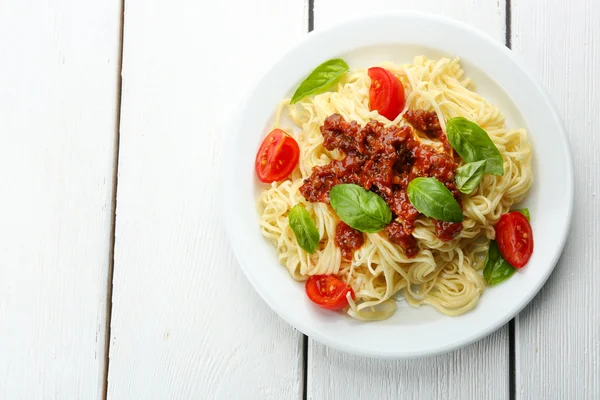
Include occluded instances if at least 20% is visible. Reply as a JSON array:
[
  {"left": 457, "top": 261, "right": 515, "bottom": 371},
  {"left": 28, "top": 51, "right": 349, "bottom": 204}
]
[
  {"left": 102, "top": 0, "right": 127, "bottom": 398},
  {"left": 302, "top": 1, "right": 314, "bottom": 399},
  {"left": 505, "top": 2, "right": 516, "bottom": 400}
]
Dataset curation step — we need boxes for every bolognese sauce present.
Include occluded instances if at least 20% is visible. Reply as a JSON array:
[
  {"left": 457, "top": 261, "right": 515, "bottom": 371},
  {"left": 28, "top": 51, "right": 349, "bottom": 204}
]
[
  {"left": 300, "top": 111, "right": 462, "bottom": 258},
  {"left": 334, "top": 222, "right": 364, "bottom": 260},
  {"left": 404, "top": 109, "right": 452, "bottom": 154}
]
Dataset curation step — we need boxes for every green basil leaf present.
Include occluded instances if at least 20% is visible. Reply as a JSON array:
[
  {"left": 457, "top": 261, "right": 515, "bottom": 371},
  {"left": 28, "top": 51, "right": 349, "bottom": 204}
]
[
  {"left": 515, "top": 208, "right": 531, "bottom": 221},
  {"left": 455, "top": 160, "right": 487, "bottom": 194},
  {"left": 329, "top": 184, "right": 392, "bottom": 233},
  {"left": 288, "top": 204, "right": 320, "bottom": 254},
  {"left": 446, "top": 117, "right": 504, "bottom": 176},
  {"left": 407, "top": 177, "right": 464, "bottom": 223},
  {"left": 290, "top": 59, "right": 349, "bottom": 104},
  {"left": 484, "top": 240, "right": 516, "bottom": 285}
]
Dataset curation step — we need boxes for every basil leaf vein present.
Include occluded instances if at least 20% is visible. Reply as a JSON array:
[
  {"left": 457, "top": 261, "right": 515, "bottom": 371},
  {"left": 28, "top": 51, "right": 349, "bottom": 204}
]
[
  {"left": 290, "top": 59, "right": 349, "bottom": 104},
  {"left": 484, "top": 240, "right": 516, "bottom": 285},
  {"left": 446, "top": 117, "right": 504, "bottom": 176},
  {"left": 515, "top": 208, "right": 531, "bottom": 221},
  {"left": 455, "top": 160, "right": 487, "bottom": 194},
  {"left": 329, "top": 184, "right": 392, "bottom": 233},
  {"left": 406, "top": 177, "right": 464, "bottom": 223},
  {"left": 288, "top": 204, "right": 320, "bottom": 254}
]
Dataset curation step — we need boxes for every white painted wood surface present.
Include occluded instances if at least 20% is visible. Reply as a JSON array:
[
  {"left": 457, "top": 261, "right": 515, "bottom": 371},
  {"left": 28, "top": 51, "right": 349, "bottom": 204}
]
[
  {"left": 0, "top": 0, "right": 122, "bottom": 398},
  {"left": 106, "top": 1, "right": 307, "bottom": 399},
  {"left": 307, "top": 1, "right": 510, "bottom": 399},
  {"left": 308, "top": 329, "right": 508, "bottom": 400},
  {"left": 2, "top": 1, "right": 600, "bottom": 399},
  {"left": 312, "top": 0, "right": 506, "bottom": 34},
  {"left": 512, "top": 1, "right": 600, "bottom": 398}
]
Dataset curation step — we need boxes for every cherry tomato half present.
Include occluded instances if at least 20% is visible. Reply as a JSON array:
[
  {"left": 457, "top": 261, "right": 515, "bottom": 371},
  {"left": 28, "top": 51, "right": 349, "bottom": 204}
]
[
  {"left": 368, "top": 67, "right": 406, "bottom": 121},
  {"left": 495, "top": 211, "right": 534, "bottom": 268},
  {"left": 305, "top": 275, "right": 355, "bottom": 310},
  {"left": 255, "top": 129, "right": 300, "bottom": 183}
]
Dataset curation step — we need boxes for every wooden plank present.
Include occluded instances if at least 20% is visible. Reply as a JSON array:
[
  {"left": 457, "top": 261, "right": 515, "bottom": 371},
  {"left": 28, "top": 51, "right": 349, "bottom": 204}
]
[
  {"left": 0, "top": 1, "right": 122, "bottom": 398},
  {"left": 512, "top": 1, "right": 600, "bottom": 398},
  {"left": 308, "top": 330, "right": 508, "bottom": 399},
  {"left": 313, "top": 0, "right": 506, "bottom": 34},
  {"left": 307, "top": 2, "right": 510, "bottom": 399},
  {"left": 106, "top": 0, "right": 308, "bottom": 398}
]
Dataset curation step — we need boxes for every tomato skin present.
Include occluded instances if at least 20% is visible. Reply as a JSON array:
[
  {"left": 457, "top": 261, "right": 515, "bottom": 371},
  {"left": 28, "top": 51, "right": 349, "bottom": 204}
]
[
  {"left": 368, "top": 67, "right": 406, "bottom": 121},
  {"left": 305, "top": 275, "right": 355, "bottom": 310},
  {"left": 255, "top": 129, "right": 300, "bottom": 183},
  {"left": 496, "top": 211, "right": 534, "bottom": 268}
]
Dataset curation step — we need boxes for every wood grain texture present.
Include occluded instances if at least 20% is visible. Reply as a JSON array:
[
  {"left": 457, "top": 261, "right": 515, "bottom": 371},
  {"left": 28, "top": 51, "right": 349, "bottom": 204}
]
[
  {"left": 107, "top": 1, "right": 308, "bottom": 399},
  {"left": 512, "top": 1, "right": 600, "bottom": 398},
  {"left": 308, "top": 329, "right": 508, "bottom": 400},
  {"left": 0, "top": 0, "right": 122, "bottom": 398},
  {"left": 313, "top": 0, "right": 506, "bottom": 34},
  {"left": 308, "top": 2, "right": 510, "bottom": 399}
]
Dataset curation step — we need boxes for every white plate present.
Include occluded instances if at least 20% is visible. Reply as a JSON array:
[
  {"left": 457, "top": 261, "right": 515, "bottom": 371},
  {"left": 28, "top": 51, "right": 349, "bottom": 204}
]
[{"left": 222, "top": 12, "right": 574, "bottom": 358}]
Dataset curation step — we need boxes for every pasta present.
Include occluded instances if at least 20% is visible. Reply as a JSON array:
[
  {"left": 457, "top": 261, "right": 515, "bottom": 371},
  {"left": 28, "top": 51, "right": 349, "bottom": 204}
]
[{"left": 257, "top": 56, "right": 533, "bottom": 320}]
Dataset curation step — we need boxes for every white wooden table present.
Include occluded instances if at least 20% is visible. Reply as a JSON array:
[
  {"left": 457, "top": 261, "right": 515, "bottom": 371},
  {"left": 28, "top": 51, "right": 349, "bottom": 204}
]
[{"left": 1, "top": 0, "right": 598, "bottom": 398}]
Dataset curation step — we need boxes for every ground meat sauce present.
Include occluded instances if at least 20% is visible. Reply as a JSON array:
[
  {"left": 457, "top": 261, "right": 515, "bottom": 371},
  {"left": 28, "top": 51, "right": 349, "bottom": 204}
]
[
  {"left": 435, "top": 220, "right": 464, "bottom": 241},
  {"left": 334, "top": 222, "right": 364, "bottom": 260},
  {"left": 299, "top": 111, "right": 463, "bottom": 258},
  {"left": 404, "top": 109, "right": 442, "bottom": 137},
  {"left": 385, "top": 221, "right": 418, "bottom": 258},
  {"left": 404, "top": 109, "right": 452, "bottom": 154}
]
